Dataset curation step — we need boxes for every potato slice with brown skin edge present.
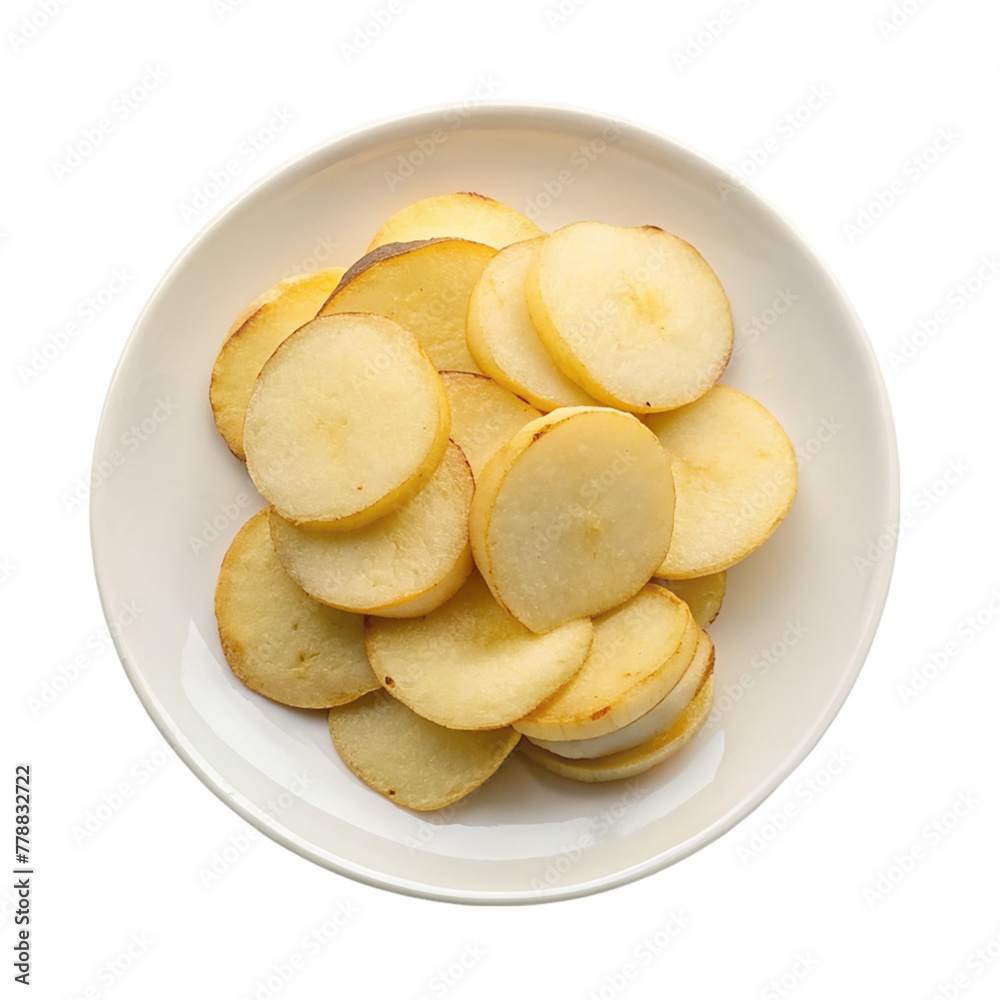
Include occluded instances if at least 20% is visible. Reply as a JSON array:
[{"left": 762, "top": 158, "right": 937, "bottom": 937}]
[
  {"left": 470, "top": 407, "right": 675, "bottom": 633},
  {"left": 656, "top": 572, "right": 727, "bottom": 628},
  {"left": 328, "top": 690, "right": 520, "bottom": 811},
  {"left": 319, "top": 238, "right": 497, "bottom": 373},
  {"left": 513, "top": 586, "right": 698, "bottom": 741},
  {"left": 526, "top": 629, "right": 714, "bottom": 758},
  {"left": 466, "top": 237, "right": 600, "bottom": 411},
  {"left": 439, "top": 371, "right": 541, "bottom": 480},
  {"left": 211, "top": 267, "right": 346, "bottom": 460},
  {"left": 243, "top": 313, "right": 450, "bottom": 531},
  {"left": 268, "top": 442, "right": 473, "bottom": 616},
  {"left": 366, "top": 570, "right": 594, "bottom": 730},
  {"left": 518, "top": 674, "right": 715, "bottom": 783},
  {"left": 366, "top": 192, "right": 544, "bottom": 251},
  {"left": 525, "top": 222, "right": 733, "bottom": 412},
  {"left": 647, "top": 385, "right": 797, "bottom": 578},
  {"left": 214, "top": 509, "right": 377, "bottom": 708}
]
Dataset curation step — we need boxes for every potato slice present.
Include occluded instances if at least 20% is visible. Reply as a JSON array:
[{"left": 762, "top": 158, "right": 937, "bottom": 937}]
[
  {"left": 513, "top": 585, "right": 697, "bottom": 741},
  {"left": 214, "top": 509, "right": 378, "bottom": 708},
  {"left": 243, "top": 314, "right": 450, "bottom": 530},
  {"left": 470, "top": 407, "right": 674, "bottom": 633},
  {"left": 466, "top": 238, "right": 600, "bottom": 410},
  {"left": 525, "top": 222, "right": 733, "bottom": 412},
  {"left": 526, "top": 629, "right": 713, "bottom": 758},
  {"left": 439, "top": 371, "right": 541, "bottom": 479},
  {"left": 328, "top": 689, "right": 519, "bottom": 811},
  {"left": 366, "top": 571, "right": 594, "bottom": 730},
  {"left": 519, "top": 674, "right": 715, "bottom": 783},
  {"left": 268, "top": 442, "right": 473, "bottom": 616},
  {"left": 657, "top": 571, "right": 727, "bottom": 628},
  {"left": 319, "top": 238, "right": 496, "bottom": 373},
  {"left": 367, "top": 192, "right": 544, "bottom": 251},
  {"left": 210, "top": 267, "right": 346, "bottom": 460},
  {"left": 647, "top": 385, "right": 797, "bottom": 578}
]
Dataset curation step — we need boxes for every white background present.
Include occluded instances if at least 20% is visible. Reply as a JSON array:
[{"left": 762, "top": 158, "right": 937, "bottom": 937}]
[{"left": 5, "top": 0, "right": 1000, "bottom": 997}]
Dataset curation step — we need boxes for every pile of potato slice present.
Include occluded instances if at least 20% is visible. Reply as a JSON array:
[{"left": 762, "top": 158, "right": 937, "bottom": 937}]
[{"left": 211, "top": 192, "right": 798, "bottom": 811}]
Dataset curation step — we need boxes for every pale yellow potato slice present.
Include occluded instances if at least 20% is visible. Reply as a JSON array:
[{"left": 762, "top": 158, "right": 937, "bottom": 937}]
[
  {"left": 525, "top": 222, "right": 733, "bottom": 412},
  {"left": 367, "top": 192, "right": 544, "bottom": 251},
  {"left": 656, "top": 571, "right": 727, "bottom": 628},
  {"left": 243, "top": 314, "right": 450, "bottom": 530},
  {"left": 328, "top": 689, "right": 520, "bottom": 811},
  {"left": 268, "top": 442, "right": 473, "bottom": 616},
  {"left": 470, "top": 407, "right": 675, "bottom": 633},
  {"left": 439, "top": 371, "right": 541, "bottom": 479},
  {"left": 527, "top": 629, "right": 713, "bottom": 758},
  {"left": 210, "top": 267, "right": 346, "bottom": 460},
  {"left": 513, "top": 585, "right": 697, "bottom": 741},
  {"left": 647, "top": 385, "right": 797, "bottom": 578},
  {"left": 319, "top": 238, "right": 496, "bottom": 373},
  {"left": 466, "top": 238, "right": 599, "bottom": 411},
  {"left": 519, "top": 674, "right": 715, "bottom": 783},
  {"left": 366, "top": 571, "right": 594, "bottom": 730},
  {"left": 214, "top": 509, "right": 378, "bottom": 708}
]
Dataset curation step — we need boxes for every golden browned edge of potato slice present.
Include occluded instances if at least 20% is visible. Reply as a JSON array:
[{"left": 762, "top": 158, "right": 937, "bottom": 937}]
[
  {"left": 518, "top": 674, "right": 714, "bottom": 783},
  {"left": 656, "top": 571, "right": 727, "bottom": 629},
  {"left": 328, "top": 689, "right": 520, "bottom": 811}
]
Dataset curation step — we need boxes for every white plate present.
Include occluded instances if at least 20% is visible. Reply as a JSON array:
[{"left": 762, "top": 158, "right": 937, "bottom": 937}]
[{"left": 91, "top": 103, "right": 898, "bottom": 904}]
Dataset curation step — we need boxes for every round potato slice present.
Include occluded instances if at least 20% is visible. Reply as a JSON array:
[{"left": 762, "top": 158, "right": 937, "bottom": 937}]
[
  {"left": 366, "top": 571, "right": 594, "bottom": 730},
  {"left": 268, "top": 442, "right": 473, "bottom": 616},
  {"left": 214, "top": 509, "right": 378, "bottom": 708},
  {"left": 367, "top": 192, "right": 544, "bottom": 251},
  {"left": 466, "top": 238, "right": 600, "bottom": 411},
  {"left": 525, "top": 222, "right": 733, "bottom": 412},
  {"left": 470, "top": 407, "right": 675, "bottom": 633},
  {"left": 519, "top": 675, "right": 715, "bottom": 783},
  {"left": 439, "top": 371, "right": 541, "bottom": 480},
  {"left": 526, "top": 629, "right": 714, "bottom": 758},
  {"left": 513, "top": 585, "right": 697, "bottom": 741},
  {"left": 319, "top": 238, "right": 496, "bottom": 373},
  {"left": 243, "top": 313, "right": 450, "bottom": 530},
  {"left": 210, "top": 267, "right": 346, "bottom": 460},
  {"left": 328, "top": 689, "right": 520, "bottom": 811},
  {"left": 656, "top": 571, "right": 727, "bottom": 628},
  {"left": 647, "top": 385, "right": 798, "bottom": 578}
]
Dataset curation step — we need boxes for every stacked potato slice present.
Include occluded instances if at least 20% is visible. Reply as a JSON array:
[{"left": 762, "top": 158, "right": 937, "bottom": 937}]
[{"left": 210, "top": 191, "right": 798, "bottom": 811}]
